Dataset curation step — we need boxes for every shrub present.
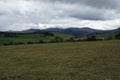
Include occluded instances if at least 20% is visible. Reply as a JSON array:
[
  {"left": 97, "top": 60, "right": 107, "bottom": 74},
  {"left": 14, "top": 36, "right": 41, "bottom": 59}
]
[
  {"left": 65, "top": 37, "right": 75, "bottom": 42},
  {"left": 86, "top": 35, "right": 97, "bottom": 41},
  {"left": 38, "top": 40, "right": 44, "bottom": 43},
  {"left": 115, "top": 33, "right": 120, "bottom": 39},
  {"left": 54, "top": 36, "right": 63, "bottom": 42},
  {"left": 27, "top": 42, "right": 35, "bottom": 44}
]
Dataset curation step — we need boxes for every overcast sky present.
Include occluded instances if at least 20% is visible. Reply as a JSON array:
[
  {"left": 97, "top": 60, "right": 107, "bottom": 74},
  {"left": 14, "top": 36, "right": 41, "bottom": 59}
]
[{"left": 0, "top": 0, "right": 120, "bottom": 31}]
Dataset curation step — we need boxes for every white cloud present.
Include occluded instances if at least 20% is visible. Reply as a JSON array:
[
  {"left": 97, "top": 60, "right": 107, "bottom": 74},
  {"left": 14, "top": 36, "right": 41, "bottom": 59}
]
[{"left": 0, "top": 0, "right": 120, "bottom": 31}]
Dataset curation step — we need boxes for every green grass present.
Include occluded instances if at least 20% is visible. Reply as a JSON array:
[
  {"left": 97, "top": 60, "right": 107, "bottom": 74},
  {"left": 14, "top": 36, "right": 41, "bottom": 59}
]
[
  {"left": 97, "top": 32, "right": 119, "bottom": 39},
  {"left": 0, "top": 40, "right": 120, "bottom": 80},
  {"left": 53, "top": 32, "right": 73, "bottom": 39},
  {"left": 0, "top": 33, "right": 73, "bottom": 45}
]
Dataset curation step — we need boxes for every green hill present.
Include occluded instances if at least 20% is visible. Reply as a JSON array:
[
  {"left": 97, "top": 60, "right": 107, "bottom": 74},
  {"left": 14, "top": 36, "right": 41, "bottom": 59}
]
[
  {"left": 96, "top": 31, "right": 119, "bottom": 40},
  {"left": 0, "top": 32, "right": 73, "bottom": 45}
]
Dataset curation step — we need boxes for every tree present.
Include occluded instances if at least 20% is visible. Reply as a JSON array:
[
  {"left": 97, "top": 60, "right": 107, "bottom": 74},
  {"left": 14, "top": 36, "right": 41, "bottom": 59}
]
[
  {"left": 54, "top": 36, "right": 63, "bottom": 42},
  {"left": 39, "top": 40, "right": 44, "bottom": 43},
  {"left": 115, "top": 33, "right": 120, "bottom": 39},
  {"left": 3, "top": 33, "right": 17, "bottom": 37},
  {"left": 87, "top": 35, "right": 97, "bottom": 41},
  {"left": 65, "top": 37, "right": 75, "bottom": 42},
  {"left": 27, "top": 42, "right": 35, "bottom": 44}
]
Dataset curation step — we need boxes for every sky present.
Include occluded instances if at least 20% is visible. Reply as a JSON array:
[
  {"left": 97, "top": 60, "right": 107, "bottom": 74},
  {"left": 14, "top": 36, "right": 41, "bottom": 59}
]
[{"left": 0, "top": 0, "right": 120, "bottom": 31}]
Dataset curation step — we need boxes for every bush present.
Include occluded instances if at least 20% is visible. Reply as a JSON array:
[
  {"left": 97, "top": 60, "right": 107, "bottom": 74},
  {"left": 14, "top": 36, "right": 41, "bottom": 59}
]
[
  {"left": 65, "top": 37, "right": 75, "bottom": 42},
  {"left": 27, "top": 42, "right": 35, "bottom": 44},
  {"left": 3, "top": 42, "right": 13, "bottom": 46},
  {"left": 115, "top": 33, "right": 120, "bottom": 39},
  {"left": 43, "top": 32, "right": 54, "bottom": 37},
  {"left": 3, "top": 33, "right": 17, "bottom": 37},
  {"left": 106, "top": 37, "right": 113, "bottom": 40},
  {"left": 38, "top": 40, "right": 44, "bottom": 43},
  {"left": 54, "top": 36, "right": 63, "bottom": 42},
  {"left": 2, "top": 42, "right": 25, "bottom": 46},
  {"left": 15, "top": 42, "right": 24, "bottom": 45},
  {"left": 86, "top": 35, "right": 97, "bottom": 41}
]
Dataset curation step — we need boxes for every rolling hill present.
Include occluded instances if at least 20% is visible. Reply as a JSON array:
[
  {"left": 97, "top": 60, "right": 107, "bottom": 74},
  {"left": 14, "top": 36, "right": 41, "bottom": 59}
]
[{"left": 0, "top": 27, "right": 119, "bottom": 46}]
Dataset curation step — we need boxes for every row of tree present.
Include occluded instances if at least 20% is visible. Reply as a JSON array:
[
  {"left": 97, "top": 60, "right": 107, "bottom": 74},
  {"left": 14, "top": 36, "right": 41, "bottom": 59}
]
[{"left": 0, "top": 32, "right": 54, "bottom": 37}]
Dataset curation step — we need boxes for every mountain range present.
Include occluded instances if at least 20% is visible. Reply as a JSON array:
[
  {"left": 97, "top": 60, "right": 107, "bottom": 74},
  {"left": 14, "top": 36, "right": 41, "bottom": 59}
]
[{"left": 7, "top": 27, "right": 120, "bottom": 36}]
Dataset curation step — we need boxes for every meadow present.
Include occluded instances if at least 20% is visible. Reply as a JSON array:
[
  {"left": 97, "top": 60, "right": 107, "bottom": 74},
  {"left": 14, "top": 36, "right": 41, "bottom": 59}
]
[
  {"left": 0, "top": 32, "right": 73, "bottom": 45},
  {"left": 0, "top": 40, "right": 120, "bottom": 80}
]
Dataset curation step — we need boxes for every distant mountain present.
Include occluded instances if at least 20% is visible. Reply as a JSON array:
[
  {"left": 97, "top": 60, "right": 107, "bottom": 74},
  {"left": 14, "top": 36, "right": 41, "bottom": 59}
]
[
  {"left": 6, "top": 27, "right": 120, "bottom": 35},
  {"left": 110, "top": 28, "right": 120, "bottom": 32},
  {"left": 5, "top": 29, "right": 41, "bottom": 33},
  {"left": 43, "top": 27, "right": 111, "bottom": 35},
  {"left": 61, "top": 27, "right": 104, "bottom": 35},
  {"left": 18, "top": 29, "right": 41, "bottom": 33}
]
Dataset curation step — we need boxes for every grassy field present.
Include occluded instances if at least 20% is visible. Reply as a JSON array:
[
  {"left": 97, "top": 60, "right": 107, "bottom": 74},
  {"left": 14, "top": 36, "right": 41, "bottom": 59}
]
[
  {"left": 0, "top": 40, "right": 120, "bottom": 80},
  {"left": 0, "top": 32, "right": 73, "bottom": 45},
  {"left": 97, "top": 32, "right": 119, "bottom": 40}
]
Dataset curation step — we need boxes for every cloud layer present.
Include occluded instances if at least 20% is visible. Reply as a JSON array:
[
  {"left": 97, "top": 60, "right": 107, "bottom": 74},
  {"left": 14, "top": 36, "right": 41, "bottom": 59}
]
[{"left": 0, "top": 0, "right": 120, "bottom": 31}]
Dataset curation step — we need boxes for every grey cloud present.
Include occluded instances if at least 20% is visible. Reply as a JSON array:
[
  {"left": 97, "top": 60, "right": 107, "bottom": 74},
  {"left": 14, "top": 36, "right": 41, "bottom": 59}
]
[
  {"left": 70, "top": 13, "right": 105, "bottom": 20},
  {"left": 67, "top": 7, "right": 107, "bottom": 20},
  {"left": 0, "top": 12, "right": 4, "bottom": 16},
  {"left": 46, "top": 0, "right": 120, "bottom": 9},
  {"left": 26, "top": 0, "right": 120, "bottom": 20},
  {"left": 0, "top": 0, "right": 120, "bottom": 31}
]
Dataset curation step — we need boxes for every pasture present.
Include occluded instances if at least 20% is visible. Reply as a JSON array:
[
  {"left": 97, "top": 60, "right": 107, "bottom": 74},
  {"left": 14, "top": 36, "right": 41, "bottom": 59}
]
[{"left": 0, "top": 40, "right": 120, "bottom": 80}]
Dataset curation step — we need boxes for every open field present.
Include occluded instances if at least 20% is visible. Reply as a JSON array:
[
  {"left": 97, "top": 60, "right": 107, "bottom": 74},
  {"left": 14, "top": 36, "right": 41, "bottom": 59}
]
[
  {"left": 97, "top": 32, "right": 119, "bottom": 40},
  {"left": 0, "top": 40, "right": 120, "bottom": 80},
  {"left": 0, "top": 32, "right": 73, "bottom": 45}
]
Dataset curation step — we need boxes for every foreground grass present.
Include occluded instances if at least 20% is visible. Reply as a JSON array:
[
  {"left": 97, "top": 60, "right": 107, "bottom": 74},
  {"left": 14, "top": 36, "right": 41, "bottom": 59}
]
[{"left": 0, "top": 40, "right": 120, "bottom": 80}]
